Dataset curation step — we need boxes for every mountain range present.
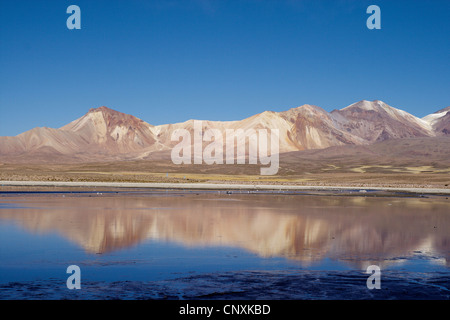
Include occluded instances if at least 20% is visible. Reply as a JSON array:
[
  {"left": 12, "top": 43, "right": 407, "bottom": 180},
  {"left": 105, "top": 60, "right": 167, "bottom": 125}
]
[{"left": 0, "top": 100, "right": 449, "bottom": 163}]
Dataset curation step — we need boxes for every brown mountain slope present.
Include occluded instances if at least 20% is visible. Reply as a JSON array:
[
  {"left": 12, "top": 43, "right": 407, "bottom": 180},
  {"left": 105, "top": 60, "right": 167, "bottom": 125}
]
[
  {"left": 423, "top": 106, "right": 450, "bottom": 136},
  {"left": 60, "top": 106, "right": 158, "bottom": 153},
  {"left": 330, "top": 100, "right": 433, "bottom": 142},
  {"left": 434, "top": 112, "right": 450, "bottom": 135},
  {"left": 282, "top": 104, "right": 365, "bottom": 149},
  {"left": 0, "top": 127, "right": 89, "bottom": 155}
]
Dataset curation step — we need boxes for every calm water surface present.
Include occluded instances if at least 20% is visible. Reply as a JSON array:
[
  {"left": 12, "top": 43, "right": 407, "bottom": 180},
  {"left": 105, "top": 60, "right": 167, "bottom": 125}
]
[{"left": 0, "top": 189, "right": 449, "bottom": 299}]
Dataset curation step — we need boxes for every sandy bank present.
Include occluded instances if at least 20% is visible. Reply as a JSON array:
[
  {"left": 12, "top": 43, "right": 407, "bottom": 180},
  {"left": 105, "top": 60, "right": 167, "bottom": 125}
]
[{"left": 1, "top": 180, "right": 449, "bottom": 195}]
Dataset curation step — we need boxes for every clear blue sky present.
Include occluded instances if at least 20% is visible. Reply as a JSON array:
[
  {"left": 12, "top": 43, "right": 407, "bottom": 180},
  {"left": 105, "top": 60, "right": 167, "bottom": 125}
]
[{"left": 1, "top": 0, "right": 449, "bottom": 136}]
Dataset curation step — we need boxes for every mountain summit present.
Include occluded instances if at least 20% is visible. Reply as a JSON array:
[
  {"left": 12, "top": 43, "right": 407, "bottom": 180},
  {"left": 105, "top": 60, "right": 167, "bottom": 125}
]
[
  {"left": 331, "top": 100, "right": 433, "bottom": 142},
  {"left": 422, "top": 106, "right": 450, "bottom": 136},
  {"left": 61, "top": 106, "right": 157, "bottom": 153}
]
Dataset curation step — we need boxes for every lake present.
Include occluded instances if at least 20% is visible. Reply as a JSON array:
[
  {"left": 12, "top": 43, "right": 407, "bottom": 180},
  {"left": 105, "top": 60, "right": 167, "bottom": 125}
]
[{"left": 0, "top": 189, "right": 449, "bottom": 299}]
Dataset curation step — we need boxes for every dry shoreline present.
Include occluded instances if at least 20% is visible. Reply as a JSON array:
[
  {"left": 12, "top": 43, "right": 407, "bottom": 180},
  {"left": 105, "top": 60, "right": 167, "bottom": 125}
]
[{"left": 1, "top": 180, "right": 450, "bottom": 195}]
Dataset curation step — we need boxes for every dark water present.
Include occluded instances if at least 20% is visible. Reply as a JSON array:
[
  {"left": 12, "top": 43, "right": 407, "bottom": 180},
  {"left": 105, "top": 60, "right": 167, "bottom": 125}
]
[{"left": 0, "top": 189, "right": 449, "bottom": 299}]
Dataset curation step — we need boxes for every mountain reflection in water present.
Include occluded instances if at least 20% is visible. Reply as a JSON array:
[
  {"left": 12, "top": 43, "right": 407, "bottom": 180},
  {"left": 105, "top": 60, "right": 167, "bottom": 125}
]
[{"left": 0, "top": 192, "right": 449, "bottom": 269}]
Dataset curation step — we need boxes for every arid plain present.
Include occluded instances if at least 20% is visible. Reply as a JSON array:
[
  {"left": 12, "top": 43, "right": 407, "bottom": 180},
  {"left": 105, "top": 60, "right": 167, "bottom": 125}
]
[{"left": 1, "top": 136, "right": 449, "bottom": 189}]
